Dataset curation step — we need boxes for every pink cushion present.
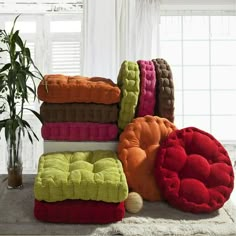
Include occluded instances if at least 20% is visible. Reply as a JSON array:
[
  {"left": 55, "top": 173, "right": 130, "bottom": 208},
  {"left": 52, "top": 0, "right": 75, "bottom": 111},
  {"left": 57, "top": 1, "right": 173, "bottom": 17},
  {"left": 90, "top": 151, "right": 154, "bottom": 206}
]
[
  {"left": 34, "top": 199, "right": 125, "bottom": 224},
  {"left": 41, "top": 122, "right": 118, "bottom": 141},
  {"left": 155, "top": 127, "right": 234, "bottom": 213},
  {"left": 136, "top": 60, "right": 156, "bottom": 117}
]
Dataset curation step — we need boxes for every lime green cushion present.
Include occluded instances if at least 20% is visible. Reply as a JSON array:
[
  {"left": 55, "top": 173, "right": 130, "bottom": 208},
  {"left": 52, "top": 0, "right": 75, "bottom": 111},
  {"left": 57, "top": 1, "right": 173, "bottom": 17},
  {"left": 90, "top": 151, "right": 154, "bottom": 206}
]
[
  {"left": 117, "top": 61, "right": 140, "bottom": 130},
  {"left": 34, "top": 150, "right": 128, "bottom": 203}
]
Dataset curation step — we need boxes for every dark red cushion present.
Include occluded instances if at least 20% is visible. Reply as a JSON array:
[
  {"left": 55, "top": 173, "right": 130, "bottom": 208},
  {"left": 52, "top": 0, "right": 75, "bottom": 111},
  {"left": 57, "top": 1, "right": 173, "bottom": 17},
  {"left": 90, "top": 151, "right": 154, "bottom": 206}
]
[
  {"left": 155, "top": 127, "right": 234, "bottom": 213},
  {"left": 34, "top": 199, "right": 125, "bottom": 224}
]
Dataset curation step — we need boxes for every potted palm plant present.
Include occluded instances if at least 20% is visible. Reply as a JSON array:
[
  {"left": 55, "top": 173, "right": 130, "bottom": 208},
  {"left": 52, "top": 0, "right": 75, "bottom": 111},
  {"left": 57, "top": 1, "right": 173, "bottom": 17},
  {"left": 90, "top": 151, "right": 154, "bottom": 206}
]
[{"left": 0, "top": 15, "right": 43, "bottom": 189}]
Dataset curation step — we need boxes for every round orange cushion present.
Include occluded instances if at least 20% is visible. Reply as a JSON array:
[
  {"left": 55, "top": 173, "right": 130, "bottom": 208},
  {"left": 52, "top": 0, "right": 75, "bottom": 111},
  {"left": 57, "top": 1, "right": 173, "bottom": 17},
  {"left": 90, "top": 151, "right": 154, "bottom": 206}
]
[{"left": 118, "top": 115, "right": 176, "bottom": 201}]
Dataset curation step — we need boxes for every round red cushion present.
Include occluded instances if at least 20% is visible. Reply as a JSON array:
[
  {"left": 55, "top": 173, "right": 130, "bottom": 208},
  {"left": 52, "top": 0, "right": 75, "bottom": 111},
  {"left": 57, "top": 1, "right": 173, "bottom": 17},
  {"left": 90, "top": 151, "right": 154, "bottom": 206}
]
[{"left": 155, "top": 127, "right": 234, "bottom": 213}]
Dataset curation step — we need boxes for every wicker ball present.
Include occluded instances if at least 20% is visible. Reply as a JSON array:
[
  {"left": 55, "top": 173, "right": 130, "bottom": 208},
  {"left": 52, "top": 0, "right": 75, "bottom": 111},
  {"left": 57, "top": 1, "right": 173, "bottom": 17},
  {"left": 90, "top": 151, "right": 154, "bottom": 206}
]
[{"left": 125, "top": 192, "right": 143, "bottom": 213}]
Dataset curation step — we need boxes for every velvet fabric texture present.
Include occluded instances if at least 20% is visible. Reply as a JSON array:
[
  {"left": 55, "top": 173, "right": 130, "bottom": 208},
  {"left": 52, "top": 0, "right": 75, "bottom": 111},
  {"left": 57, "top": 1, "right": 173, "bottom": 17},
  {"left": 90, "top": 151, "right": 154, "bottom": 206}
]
[
  {"left": 118, "top": 115, "right": 176, "bottom": 201},
  {"left": 40, "top": 102, "right": 118, "bottom": 123},
  {"left": 117, "top": 61, "right": 140, "bottom": 130},
  {"left": 155, "top": 127, "right": 234, "bottom": 213},
  {"left": 34, "top": 150, "right": 128, "bottom": 203},
  {"left": 34, "top": 199, "right": 125, "bottom": 224},
  {"left": 152, "top": 58, "right": 174, "bottom": 122},
  {"left": 41, "top": 122, "right": 118, "bottom": 141},
  {"left": 136, "top": 60, "right": 156, "bottom": 117},
  {"left": 37, "top": 74, "right": 120, "bottom": 104}
]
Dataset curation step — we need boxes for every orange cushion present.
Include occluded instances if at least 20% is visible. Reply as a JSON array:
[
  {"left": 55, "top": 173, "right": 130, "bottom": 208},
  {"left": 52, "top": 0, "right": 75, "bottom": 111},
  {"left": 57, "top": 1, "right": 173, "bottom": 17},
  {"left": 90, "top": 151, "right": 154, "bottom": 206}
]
[
  {"left": 37, "top": 74, "right": 120, "bottom": 104},
  {"left": 118, "top": 115, "right": 176, "bottom": 201}
]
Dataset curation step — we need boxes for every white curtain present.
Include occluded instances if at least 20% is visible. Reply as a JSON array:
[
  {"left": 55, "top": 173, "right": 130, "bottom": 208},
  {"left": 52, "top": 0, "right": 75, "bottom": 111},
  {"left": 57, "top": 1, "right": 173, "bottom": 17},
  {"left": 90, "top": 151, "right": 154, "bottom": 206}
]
[{"left": 81, "top": 0, "right": 160, "bottom": 82}]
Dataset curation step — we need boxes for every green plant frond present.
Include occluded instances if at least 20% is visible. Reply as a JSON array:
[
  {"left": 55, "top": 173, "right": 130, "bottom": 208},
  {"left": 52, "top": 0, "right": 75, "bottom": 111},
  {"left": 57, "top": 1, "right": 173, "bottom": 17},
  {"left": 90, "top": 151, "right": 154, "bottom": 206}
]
[
  {"left": 0, "top": 72, "right": 8, "bottom": 79},
  {"left": 27, "top": 57, "right": 44, "bottom": 79},
  {"left": 21, "top": 119, "right": 39, "bottom": 142},
  {"left": 7, "top": 69, "right": 16, "bottom": 85},
  {"left": 0, "top": 63, "right": 11, "bottom": 73},
  {"left": 0, "top": 119, "right": 7, "bottom": 128},
  {"left": 12, "top": 30, "right": 19, "bottom": 42},
  {"left": 26, "top": 130, "right": 33, "bottom": 143},
  {"left": 14, "top": 51, "right": 20, "bottom": 61},
  {"left": 0, "top": 15, "right": 43, "bottom": 146},
  {"left": 10, "top": 40, "right": 16, "bottom": 57},
  {"left": 26, "top": 85, "right": 36, "bottom": 101},
  {"left": 0, "top": 104, "right": 6, "bottom": 114},
  {"left": 24, "top": 108, "right": 43, "bottom": 124},
  {"left": 15, "top": 33, "right": 24, "bottom": 50},
  {"left": 14, "top": 61, "right": 21, "bottom": 71},
  {"left": 17, "top": 73, "right": 27, "bottom": 98},
  {"left": 25, "top": 70, "right": 36, "bottom": 78},
  {"left": 15, "top": 115, "right": 24, "bottom": 128},
  {"left": 4, "top": 119, "right": 13, "bottom": 140},
  {"left": 10, "top": 15, "right": 21, "bottom": 36}
]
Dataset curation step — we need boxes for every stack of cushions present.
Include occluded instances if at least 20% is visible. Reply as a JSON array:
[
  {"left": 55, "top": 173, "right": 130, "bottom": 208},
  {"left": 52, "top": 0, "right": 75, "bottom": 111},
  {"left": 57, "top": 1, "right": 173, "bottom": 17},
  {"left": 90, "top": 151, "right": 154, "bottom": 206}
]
[
  {"left": 117, "top": 59, "right": 174, "bottom": 131},
  {"left": 34, "top": 150, "right": 128, "bottom": 223},
  {"left": 35, "top": 58, "right": 234, "bottom": 217},
  {"left": 37, "top": 74, "right": 120, "bottom": 141}
]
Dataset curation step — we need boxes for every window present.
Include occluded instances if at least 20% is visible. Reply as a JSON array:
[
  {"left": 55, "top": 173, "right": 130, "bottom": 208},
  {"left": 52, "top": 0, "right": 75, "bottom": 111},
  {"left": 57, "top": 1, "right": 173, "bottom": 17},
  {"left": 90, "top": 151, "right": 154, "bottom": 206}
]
[
  {"left": 160, "top": 13, "right": 236, "bottom": 143},
  {"left": 0, "top": 2, "right": 82, "bottom": 173}
]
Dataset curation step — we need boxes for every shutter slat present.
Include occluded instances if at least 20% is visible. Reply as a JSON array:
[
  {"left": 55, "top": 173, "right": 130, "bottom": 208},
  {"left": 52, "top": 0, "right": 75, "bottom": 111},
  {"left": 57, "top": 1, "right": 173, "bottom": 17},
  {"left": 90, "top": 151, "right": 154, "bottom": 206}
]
[{"left": 52, "top": 41, "right": 80, "bottom": 74}]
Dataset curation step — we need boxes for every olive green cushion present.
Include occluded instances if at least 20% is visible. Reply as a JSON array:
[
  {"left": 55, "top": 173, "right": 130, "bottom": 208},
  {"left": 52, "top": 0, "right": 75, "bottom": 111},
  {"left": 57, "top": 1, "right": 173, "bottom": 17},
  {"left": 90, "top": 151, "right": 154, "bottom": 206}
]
[
  {"left": 34, "top": 150, "right": 128, "bottom": 203},
  {"left": 117, "top": 61, "right": 140, "bottom": 130}
]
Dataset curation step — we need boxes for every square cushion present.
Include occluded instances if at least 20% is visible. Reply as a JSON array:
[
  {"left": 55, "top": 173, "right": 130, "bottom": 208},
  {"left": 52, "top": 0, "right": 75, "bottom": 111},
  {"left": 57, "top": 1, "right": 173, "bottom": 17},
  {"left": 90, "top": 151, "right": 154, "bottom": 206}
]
[
  {"left": 34, "top": 150, "right": 128, "bottom": 203},
  {"left": 41, "top": 122, "right": 118, "bottom": 141},
  {"left": 37, "top": 74, "right": 120, "bottom": 104},
  {"left": 40, "top": 102, "right": 118, "bottom": 123},
  {"left": 34, "top": 199, "right": 125, "bottom": 224}
]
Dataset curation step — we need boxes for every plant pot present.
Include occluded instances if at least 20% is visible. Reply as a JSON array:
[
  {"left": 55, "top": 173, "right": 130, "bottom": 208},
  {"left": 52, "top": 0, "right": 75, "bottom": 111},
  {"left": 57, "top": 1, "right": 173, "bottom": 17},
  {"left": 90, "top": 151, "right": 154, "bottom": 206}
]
[
  {"left": 6, "top": 127, "right": 23, "bottom": 189},
  {"left": 7, "top": 166, "right": 23, "bottom": 189}
]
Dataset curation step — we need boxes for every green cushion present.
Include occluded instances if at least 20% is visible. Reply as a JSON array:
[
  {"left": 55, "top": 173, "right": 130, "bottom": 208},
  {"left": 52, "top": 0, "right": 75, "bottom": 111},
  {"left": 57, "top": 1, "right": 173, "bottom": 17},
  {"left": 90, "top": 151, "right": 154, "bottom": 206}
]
[
  {"left": 117, "top": 61, "right": 140, "bottom": 130},
  {"left": 34, "top": 150, "right": 128, "bottom": 203}
]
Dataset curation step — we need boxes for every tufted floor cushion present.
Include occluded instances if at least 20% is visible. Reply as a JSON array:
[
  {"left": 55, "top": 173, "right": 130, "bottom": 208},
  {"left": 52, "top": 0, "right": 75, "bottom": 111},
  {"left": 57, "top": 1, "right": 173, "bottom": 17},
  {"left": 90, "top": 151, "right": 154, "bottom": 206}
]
[
  {"left": 136, "top": 60, "right": 156, "bottom": 117},
  {"left": 118, "top": 115, "right": 176, "bottom": 201},
  {"left": 40, "top": 102, "right": 118, "bottom": 123},
  {"left": 41, "top": 122, "right": 118, "bottom": 141},
  {"left": 152, "top": 59, "right": 175, "bottom": 122},
  {"left": 37, "top": 74, "right": 120, "bottom": 104},
  {"left": 34, "top": 199, "right": 125, "bottom": 224},
  {"left": 34, "top": 150, "right": 128, "bottom": 203},
  {"left": 117, "top": 61, "right": 140, "bottom": 130},
  {"left": 155, "top": 127, "right": 235, "bottom": 213}
]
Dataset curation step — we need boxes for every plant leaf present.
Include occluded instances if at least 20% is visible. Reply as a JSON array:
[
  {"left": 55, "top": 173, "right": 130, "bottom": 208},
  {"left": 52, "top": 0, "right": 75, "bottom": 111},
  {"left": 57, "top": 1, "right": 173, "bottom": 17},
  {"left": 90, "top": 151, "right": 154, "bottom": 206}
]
[
  {"left": 15, "top": 34, "right": 24, "bottom": 50},
  {"left": 24, "top": 108, "right": 43, "bottom": 124},
  {"left": 10, "top": 15, "right": 21, "bottom": 36},
  {"left": 0, "top": 63, "right": 11, "bottom": 73}
]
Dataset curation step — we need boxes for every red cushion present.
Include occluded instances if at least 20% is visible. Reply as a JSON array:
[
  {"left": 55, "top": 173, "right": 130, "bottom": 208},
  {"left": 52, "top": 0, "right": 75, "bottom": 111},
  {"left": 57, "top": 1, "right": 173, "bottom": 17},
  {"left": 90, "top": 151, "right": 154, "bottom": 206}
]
[
  {"left": 34, "top": 199, "right": 125, "bottom": 224},
  {"left": 41, "top": 122, "right": 118, "bottom": 141},
  {"left": 155, "top": 127, "right": 234, "bottom": 213},
  {"left": 136, "top": 60, "right": 156, "bottom": 117}
]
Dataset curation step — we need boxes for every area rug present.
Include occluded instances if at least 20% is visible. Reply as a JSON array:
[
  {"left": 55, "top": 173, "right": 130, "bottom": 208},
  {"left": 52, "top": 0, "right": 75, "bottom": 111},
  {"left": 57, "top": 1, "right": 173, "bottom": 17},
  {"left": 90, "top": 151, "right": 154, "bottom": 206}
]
[{"left": 0, "top": 175, "right": 236, "bottom": 236}]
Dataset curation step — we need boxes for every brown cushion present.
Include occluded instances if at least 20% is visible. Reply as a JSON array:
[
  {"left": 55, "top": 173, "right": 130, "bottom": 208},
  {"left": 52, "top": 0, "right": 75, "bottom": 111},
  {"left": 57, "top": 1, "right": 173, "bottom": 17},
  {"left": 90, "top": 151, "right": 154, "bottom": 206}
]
[
  {"left": 40, "top": 103, "right": 118, "bottom": 123},
  {"left": 152, "top": 59, "right": 175, "bottom": 122}
]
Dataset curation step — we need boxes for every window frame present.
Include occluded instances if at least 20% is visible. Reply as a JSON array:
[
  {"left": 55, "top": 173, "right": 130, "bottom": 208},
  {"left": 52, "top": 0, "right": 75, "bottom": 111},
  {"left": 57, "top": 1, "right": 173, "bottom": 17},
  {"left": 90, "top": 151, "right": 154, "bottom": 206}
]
[{"left": 159, "top": 10, "right": 236, "bottom": 143}]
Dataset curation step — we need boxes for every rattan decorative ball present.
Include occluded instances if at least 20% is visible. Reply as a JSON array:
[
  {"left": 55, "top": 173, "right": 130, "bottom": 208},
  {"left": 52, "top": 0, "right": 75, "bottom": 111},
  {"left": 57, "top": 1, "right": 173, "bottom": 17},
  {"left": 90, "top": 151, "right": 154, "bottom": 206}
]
[{"left": 125, "top": 192, "right": 143, "bottom": 213}]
